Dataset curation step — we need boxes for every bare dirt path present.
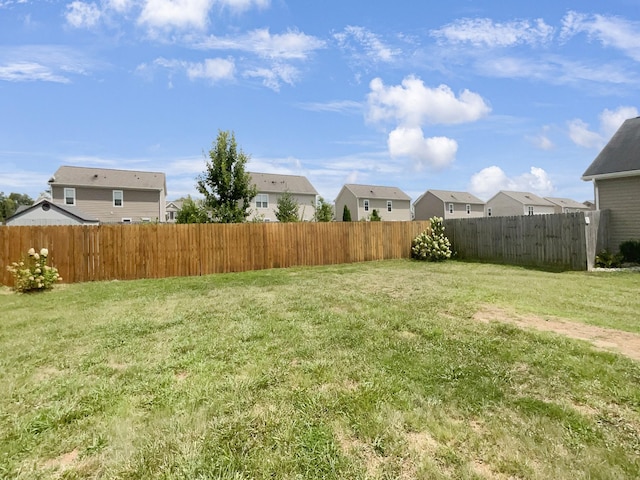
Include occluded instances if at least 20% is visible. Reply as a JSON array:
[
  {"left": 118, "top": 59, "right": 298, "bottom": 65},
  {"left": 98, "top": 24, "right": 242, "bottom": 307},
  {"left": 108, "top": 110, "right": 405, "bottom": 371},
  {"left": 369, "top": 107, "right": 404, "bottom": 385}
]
[{"left": 473, "top": 305, "right": 640, "bottom": 362}]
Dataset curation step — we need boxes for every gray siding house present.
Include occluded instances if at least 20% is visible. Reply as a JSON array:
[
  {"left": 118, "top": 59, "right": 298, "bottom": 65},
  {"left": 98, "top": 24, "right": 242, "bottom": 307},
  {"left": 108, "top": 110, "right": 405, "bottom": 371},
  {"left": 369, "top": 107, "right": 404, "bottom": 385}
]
[
  {"left": 5, "top": 199, "right": 99, "bottom": 226},
  {"left": 335, "top": 184, "right": 411, "bottom": 221},
  {"left": 485, "top": 191, "right": 556, "bottom": 217},
  {"left": 414, "top": 190, "right": 485, "bottom": 220},
  {"left": 544, "top": 197, "right": 592, "bottom": 214},
  {"left": 582, "top": 116, "right": 640, "bottom": 251},
  {"left": 249, "top": 172, "right": 318, "bottom": 222},
  {"left": 48, "top": 166, "right": 167, "bottom": 224}
]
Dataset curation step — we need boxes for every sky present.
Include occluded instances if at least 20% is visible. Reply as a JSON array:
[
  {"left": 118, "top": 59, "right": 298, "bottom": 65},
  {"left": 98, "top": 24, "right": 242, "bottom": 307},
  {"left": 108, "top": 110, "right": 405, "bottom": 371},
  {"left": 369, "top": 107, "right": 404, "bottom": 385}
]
[{"left": 1, "top": 0, "right": 640, "bottom": 205}]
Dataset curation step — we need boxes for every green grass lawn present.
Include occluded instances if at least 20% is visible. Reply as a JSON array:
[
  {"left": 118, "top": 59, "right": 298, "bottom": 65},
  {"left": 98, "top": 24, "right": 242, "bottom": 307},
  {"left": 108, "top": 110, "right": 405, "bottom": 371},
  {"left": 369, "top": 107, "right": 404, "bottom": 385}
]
[{"left": 1, "top": 260, "right": 639, "bottom": 479}]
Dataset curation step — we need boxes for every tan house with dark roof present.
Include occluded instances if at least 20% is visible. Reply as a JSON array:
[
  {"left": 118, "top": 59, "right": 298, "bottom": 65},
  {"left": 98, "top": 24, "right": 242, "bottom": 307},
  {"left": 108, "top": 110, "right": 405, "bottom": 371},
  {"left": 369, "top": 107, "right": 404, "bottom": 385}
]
[
  {"left": 543, "top": 197, "right": 592, "bottom": 214},
  {"left": 414, "top": 190, "right": 485, "bottom": 220},
  {"left": 485, "top": 191, "right": 556, "bottom": 217},
  {"left": 48, "top": 166, "right": 167, "bottom": 224},
  {"left": 249, "top": 172, "right": 319, "bottom": 222},
  {"left": 335, "top": 184, "right": 411, "bottom": 221},
  {"left": 582, "top": 116, "right": 640, "bottom": 251}
]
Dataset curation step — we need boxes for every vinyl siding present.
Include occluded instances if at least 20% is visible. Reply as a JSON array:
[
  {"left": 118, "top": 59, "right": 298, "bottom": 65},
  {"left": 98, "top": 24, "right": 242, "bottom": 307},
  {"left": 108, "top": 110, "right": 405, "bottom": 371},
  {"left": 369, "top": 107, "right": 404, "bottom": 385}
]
[
  {"left": 52, "top": 186, "right": 164, "bottom": 223},
  {"left": 597, "top": 176, "right": 640, "bottom": 251},
  {"left": 249, "top": 192, "right": 317, "bottom": 221},
  {"left": 414, "top": 193, "right": 445, "bottom": 220},
  {"left": 486, "top": 192, "right": 555, "bottom": 217},
  {"left": 6, "top": 207, "right": 92, "bottom": 226},
  {"left": 335, "top": 189, "right": 359, "bottom": 221}
]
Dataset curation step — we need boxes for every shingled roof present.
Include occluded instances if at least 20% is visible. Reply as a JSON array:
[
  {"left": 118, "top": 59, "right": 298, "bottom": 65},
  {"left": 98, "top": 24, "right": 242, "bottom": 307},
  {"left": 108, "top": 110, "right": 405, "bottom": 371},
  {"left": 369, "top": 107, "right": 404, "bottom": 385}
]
[
  {"left": 249, "top": 172, "right": 318, "bottom": 195},
  {"left": 423, "top": 189, "right": 485, "bottom": 204},
  {"left": 582, "top": 116, "right": 640, "bottom": 180},
  {"left": 49, "top": 166, "right": 166, "bottom": 192},
  {"left": 341, "top": 184, "right": 411, "bottom": 201}
]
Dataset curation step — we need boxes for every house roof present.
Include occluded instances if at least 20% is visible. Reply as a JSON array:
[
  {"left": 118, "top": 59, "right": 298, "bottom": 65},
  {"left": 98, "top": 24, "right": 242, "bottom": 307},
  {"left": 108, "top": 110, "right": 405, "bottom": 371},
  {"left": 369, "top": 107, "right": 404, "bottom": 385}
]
[
  {"left": 49, "top": 166, "right": 167, "bottom": 192},
  {"left": 544, "top": 197, "right": 591, "bottom": 210},
  {"left": 341, "top": 184, "right": 411, "bottom": 201},
  {"left": 249, "top": 172, "right": 318, "bottom": 195},
  {"left": 492, "top": 191, "right": 554, "bottom": 206},
  {"left": 421, "top": 189, "right": 485, "bottom": 205},
  {"left": 7, "top": 199, "right": 99, "bottom": 224},
  {"left": 582, "top": 116, "right": 640, "bottom": 180}
]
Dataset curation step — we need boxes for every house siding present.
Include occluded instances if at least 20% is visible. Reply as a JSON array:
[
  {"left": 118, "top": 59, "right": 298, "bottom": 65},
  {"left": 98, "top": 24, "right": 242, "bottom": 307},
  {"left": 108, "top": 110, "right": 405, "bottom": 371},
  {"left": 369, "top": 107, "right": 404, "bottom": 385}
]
[
  {"left": 335, "top": 189, "right": 359, "bottom": 221},
  {"left": 250, "top": 192, "right": 317, "bottom": 221},
  {"left": 414, "top": 193, "right": 445, "bottom": 220},
  {"left": 486, "top": 192, "right": 555, "bottom": 217},
  {"left": 358, "top": 198, "right": 410, "bottom": 221},
  {"left": 596, "top": 176, "right": 640, "bottom": 251},
  {"left": 6, "top": 207, "right": 89, "bottom": 226},
  {"left": 52, "top": 186, "right": 164, "bottom": 223}
]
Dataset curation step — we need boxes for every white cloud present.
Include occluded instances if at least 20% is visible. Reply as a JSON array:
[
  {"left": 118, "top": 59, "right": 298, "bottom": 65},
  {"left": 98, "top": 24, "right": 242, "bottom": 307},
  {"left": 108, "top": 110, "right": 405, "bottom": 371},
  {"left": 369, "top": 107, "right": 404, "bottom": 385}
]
[
  {"left": 387, "top": 127, "right": 457, "bottom": 170},
  {"left": 568, "top": 106, "right": 638, "bottom": 148},
  {"left": 243, "top": 63, "right": 298, "bottom": 91},
  {"left": 367, "top": 76, "right": 491, "bottom": 127},
  {"left": 334, "top": 26, "right": 400, "bottom": 63},
  {"left": 0, "top": 62, "right": 71, "bottom": 83},
  {"left": 138, "top": 0, "right": 214, "bottom": 31},
  {"left": 561, "top": 11, "right": 640, "bottom": 61},
  {"left": 197, "top": 29, "right": 325, "bottom": 60},
  {"left": 65, "top": 1, "right": 102, "bottom": 28},
  {"left": 431, "top": 17, "right": 554, "bottom": 47},
  {"left": 186, "top": 57, "right": 235, "bottom": 82},
  {"left": 297, "top": 100, "right": 363, "bottom": 114},
  {"left": 217, "top": 0, "right": 269, "bottom": 12},
  {"left": 469, "top": 166, "right": 554, "bottom": 199}
]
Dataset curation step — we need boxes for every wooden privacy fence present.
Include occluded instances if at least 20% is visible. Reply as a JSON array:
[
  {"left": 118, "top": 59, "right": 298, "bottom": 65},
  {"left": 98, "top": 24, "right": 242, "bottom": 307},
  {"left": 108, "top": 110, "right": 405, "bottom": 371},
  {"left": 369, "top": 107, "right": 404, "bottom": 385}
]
[
  {"left": 443, "top": 213, "right": 590, "bottom": 270},
  {"left": 0, "top": 221, "right": 431, "bottom": 286}
]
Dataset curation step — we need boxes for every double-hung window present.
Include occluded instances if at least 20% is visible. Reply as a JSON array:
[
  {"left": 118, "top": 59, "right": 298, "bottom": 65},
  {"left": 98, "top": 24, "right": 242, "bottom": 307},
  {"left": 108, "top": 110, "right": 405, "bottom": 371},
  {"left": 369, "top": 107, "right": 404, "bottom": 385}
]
[
  {"left": 363, "top": 199, "right": 370, "bottom": 212},
  {"left": 256, "top": 194, "right": 268, "bottom": 208},
  {"left": 113, "top": 190, "right": 123, "bottom": 207},
  {"left": 64, "top": 188, "right": 76, "bottom": 206},
  {"left": 528, "top": 206, "right": 534, "bottom": 216},
  {"left": 466, "top": 204, "right": 471, "bottom": 214},
  {"left": 387, "top": 200, "right": 392, "bottom": 212},
  {"left": 448, "top": 203, "right": 454, "bottom": 214}
]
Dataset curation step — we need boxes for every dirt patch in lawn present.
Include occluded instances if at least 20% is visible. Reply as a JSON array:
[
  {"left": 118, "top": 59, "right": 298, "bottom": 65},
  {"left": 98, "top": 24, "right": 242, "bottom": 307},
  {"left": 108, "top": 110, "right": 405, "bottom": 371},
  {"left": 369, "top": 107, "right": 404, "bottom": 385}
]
[{"left": 473, "top": 305, "right": 640, "bottom": 362}]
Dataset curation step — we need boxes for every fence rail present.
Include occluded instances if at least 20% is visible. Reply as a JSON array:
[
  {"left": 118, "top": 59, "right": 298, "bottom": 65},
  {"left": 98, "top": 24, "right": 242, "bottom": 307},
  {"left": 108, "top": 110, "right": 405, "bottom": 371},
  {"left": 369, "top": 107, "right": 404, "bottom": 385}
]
[
  {"left": 0, "top": 221, "right": 431, "bottom": 286},
  {"left": 444, "top": 213, "right": 589, "bottom": 270}
]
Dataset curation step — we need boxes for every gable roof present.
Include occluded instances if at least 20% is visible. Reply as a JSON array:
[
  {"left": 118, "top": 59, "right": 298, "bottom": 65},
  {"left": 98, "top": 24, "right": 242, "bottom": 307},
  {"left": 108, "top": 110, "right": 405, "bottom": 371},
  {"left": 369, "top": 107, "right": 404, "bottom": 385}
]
[
  {"left": 492, "top": 191, "right": 554, "bottom": 206},
  {"left": 421, "top": 189, "right": 485, "bottom": 205},
  {"left": 544, "top": 197, "right": 591, "bottom": 210},
  {"left": 249, "top": 172, "right": 318, "bottom": 195},
  {"left": 341, "top": 184, "right": 411, "bottom": 201},
  {"left": 582, "top": 116, "right": 640, "bottom": 180},
  {"left": 6, "top": 199, "right": 99, "bottom": 224},
  {"left": 49, "top": 166, "right": 167, "bottom": 192}
]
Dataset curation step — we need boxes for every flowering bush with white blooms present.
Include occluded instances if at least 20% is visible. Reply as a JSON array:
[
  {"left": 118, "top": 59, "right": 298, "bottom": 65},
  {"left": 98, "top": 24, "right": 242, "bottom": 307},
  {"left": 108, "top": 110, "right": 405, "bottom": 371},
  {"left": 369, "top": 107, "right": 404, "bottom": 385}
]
[
  {"left": 6, "top": 247, "right": 62, "bottom": 292},
  {"left": 411, "top": 216, "right": 452, "bottom": 262}
]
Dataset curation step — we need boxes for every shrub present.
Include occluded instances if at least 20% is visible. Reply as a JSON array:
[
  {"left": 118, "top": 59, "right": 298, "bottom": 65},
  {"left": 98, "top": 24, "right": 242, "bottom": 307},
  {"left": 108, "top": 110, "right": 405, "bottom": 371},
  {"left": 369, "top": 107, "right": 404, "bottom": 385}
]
[
  {"left": 595, "top": 250, "right": 623, "bottom": 268},
  {"left": 619, "top": 240, "right": 640, "bottom": 264},
  {"left": 6, "top": 247, "right": 61, "bottom": 292},
  {"left": 342, "top": 205, "right": 352, "bottom": 222},
  {"left": 411, "top": 216, "right": 452, "bottom": 262},
  {"left": 370, "top": 209, "right": 381, "bottom": 221}
]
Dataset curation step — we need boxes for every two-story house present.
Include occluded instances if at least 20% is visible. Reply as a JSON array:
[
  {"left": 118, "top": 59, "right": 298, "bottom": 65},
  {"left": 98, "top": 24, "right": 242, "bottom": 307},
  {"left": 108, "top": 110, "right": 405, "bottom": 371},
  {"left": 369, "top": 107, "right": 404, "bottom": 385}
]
[
  {"left": 413, "top": 190, "right": 485, "bottom": 220},
  {"left": 249, "top": 172, "right": 319, "bottom": 222},
  {"left": 48, "top": 166, "right": 167, "bottom": 224},
  {"left": 485, "top": 191, "right": 556, "bottom": 217},
  {"left": 335, "top": 184, "right": 411, "bottom": 221}
]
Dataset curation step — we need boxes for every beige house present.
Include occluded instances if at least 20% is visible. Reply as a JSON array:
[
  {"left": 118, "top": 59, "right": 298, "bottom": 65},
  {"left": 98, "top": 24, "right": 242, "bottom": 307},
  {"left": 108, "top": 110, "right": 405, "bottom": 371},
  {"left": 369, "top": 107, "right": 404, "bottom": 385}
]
[
  {"left": 414, "top": 190, "right": 485, "bottom": 220},
  {"left": 335, "top": 184, "right": 411, "bottom": 221},
  {"left": 582, "top": 116, "right": 640, "bottom": 251},
  {"left": 249, "top": 172, "right": 319, "bottom": 222},
  {"left": 485, "top": 191, "right": 556, "bottom": 217},
  {"left": 5, "top": 198, "right": 99, "bottom": 226},
  {"left": 544, "top": 197, "right": 592, "bottom": 214},
  {"left": 165, "top": 200, "right": 183, "bottom": 223},
  {"left": 48, "top": 166, "right": 167, "bottom": 224}
]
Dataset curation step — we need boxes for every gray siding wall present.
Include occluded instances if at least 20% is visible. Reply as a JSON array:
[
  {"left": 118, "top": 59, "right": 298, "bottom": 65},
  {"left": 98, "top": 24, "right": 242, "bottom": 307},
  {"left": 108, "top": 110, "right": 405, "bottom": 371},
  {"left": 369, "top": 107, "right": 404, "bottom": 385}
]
[
  {"left": 335, "top": 190, "right": 359, "bottom": 221},
  {"left": 486, "top": 193, "right": 555, "bottom": 217},
  {"left": 6, "top": 207, "right": 88, "bottom": 226},
  {"left": 596, "top": 176, "right": 640, "bottom": 251},
  {"left": 250, "top": 192, "right": 317, "bottom": 221},
  {"left": 52, "top": 186, "right": 164, "bottom": 223},
  {"left": 414, "top": 193, "right": 444, "bottom": 220},
  {"left": 358, "top": 198, "right": 411, "bottom": 221}
]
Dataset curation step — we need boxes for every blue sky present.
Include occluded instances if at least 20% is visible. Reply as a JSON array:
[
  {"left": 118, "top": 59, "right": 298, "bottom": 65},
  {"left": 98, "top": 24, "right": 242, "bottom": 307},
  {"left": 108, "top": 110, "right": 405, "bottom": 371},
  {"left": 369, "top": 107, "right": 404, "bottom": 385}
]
[{"left": 1, "top": 0, "right": 639, "bottom": 204}]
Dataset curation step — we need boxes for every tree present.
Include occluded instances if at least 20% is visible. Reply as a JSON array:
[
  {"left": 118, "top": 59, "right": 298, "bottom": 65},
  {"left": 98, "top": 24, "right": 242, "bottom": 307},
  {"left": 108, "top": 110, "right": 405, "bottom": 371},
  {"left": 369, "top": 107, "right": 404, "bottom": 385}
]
[
  {"left": 370, "top": 209, "right": 382, "bottom": 221},
  {"left": 275, "top": 191, "right": 300, "bottom": 222},
  {"left": 176, "top": 196, "right": 208, "bottom": 224},
  {"left": 0, "top": 192, "right": 33, "bottom": 222},
  {"left": 314, "top": 197, "right": 333, "bottom": 222},
  {"left": 196, "top": 130, "right": 257, "bottom": 223},
  {"left": 342, "top": 205, "right": 352, "bottom": 222}
]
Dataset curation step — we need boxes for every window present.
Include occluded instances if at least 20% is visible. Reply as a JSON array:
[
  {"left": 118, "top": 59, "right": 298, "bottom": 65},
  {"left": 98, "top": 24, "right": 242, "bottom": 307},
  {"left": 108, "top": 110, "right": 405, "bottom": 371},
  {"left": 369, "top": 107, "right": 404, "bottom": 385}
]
[
  {"left": 141, "top": 217, "right": 151, "bottom": 223},
  {"left": 448, "top": 203, "right": 454, "bottom": 214},
  {"left": 387, "top": 200, "right": 392, "bottom": 212},
  {"left": 64, "top": 188, "right": 76, "bottom": 206},
  {"left": 528, "top": 206, "right": 534, "bottom": 216},
  {"left": 487, "top": 208, "right": 492, "bottom": 217},
  {"left": 121, "top": 218, "right": 132, "bottom": 223},
  {"left": 466, "top": 204, "right": 471, "bottom": 214},
  {"left": 113, "top": 190, "right": 123, "bottom": 207},
  {"left": 256, "top": 194, "right": 268, "bottom": 208},
  {"left": 363, "top": 199, "right": 370, "bottom": 212}
]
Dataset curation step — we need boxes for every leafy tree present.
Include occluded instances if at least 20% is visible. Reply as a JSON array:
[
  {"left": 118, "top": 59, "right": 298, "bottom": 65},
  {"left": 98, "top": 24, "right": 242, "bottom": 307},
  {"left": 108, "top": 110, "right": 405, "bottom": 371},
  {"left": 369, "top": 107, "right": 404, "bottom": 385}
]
[
  {"left": 342, "top": 204, "right": 352, "bottom": 222},
  {"left": 314, "top": 197, "right": 333, "bottom": 222},
  {"left": 176, "top": 196, "right": 208, "bottom": 224},
  {"left": 275, "top": 191, "right": 300, "bottom": 222},
  {"left": 0, "top": 192, "right": 33, "bottom": 222},
  {"left": 196, "top": 130, "right": 257, "bottom": 223},
  {"left": 370, "top": 209, "right": 381, "bottom": 221}
]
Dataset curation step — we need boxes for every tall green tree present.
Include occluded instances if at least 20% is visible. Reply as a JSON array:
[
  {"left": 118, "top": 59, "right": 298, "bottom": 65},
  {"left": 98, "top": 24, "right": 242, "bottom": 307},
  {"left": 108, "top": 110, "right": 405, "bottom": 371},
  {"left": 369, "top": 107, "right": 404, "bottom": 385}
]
[
  {"left": 0, "top": 192, "right": 33, "bottom": 222},
  {"left": 196, "top": 130, "right": 257, "bottom": 223},
  {"left": 275, "top": 191, "right": 300, "bottom": 222},
  {"left": 314, "top": 197, "right": 333, "bottom": 222},
  {"left": 175, "top": 196, "right": 208, "bottom": 224},
  {"left": 342, "top": 205, "right": 352, "bottom": 222}
]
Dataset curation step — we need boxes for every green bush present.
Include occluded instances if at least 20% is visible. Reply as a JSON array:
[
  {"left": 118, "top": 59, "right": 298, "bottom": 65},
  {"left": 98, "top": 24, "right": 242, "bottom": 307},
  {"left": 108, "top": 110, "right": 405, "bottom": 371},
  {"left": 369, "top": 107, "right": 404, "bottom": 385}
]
[
  {"left": 6, "top": 248, "right": 61, "bottom": 292},
  {"left": 411, "top": 216, "right": 452, "bottom": 262},
  {"left": 594, "top": 250, "right": 623, "bottom": 268},
  {"left": 619, "top": 240, "right": 640, "bottom": 263}
]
